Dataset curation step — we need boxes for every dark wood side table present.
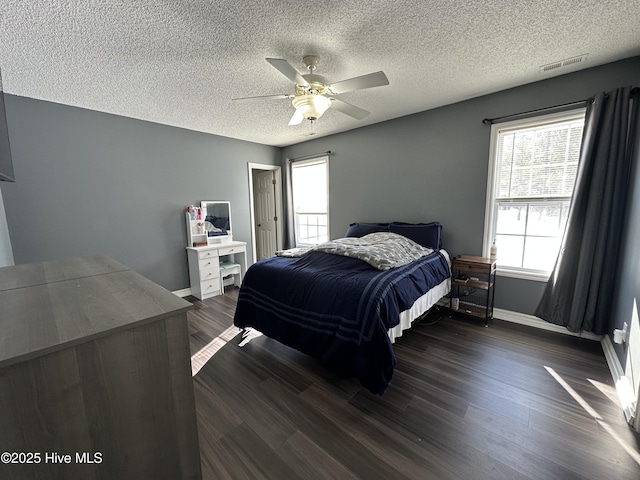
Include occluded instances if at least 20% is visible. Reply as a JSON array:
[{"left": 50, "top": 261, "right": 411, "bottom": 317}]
[{"left": 449, "top": 255, "right": 497, "bottom": 326}]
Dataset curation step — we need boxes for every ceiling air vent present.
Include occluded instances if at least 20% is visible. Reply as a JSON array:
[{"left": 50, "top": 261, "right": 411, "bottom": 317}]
[{"left": 540, "top": 54, "right": 588, "bottom": 73}]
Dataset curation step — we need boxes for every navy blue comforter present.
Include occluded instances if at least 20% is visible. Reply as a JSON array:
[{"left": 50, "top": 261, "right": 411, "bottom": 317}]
[{"left": 233, "top": 250, "right": 450, "bottom": 394}]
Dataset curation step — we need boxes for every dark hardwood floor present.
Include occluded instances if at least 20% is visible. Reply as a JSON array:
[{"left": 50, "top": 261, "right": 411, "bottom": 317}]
[{"left": 186, "top": 289, "right": 640, "bottom": 479}]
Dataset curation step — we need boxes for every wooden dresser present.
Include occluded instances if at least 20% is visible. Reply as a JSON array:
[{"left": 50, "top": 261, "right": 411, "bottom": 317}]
[{"left": 0, "top": 255, "right": 201, "bottom": 479}]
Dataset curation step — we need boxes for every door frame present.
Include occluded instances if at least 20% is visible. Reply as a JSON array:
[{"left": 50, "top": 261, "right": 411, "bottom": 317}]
[{"left": 247, "top": 163, "right": 284, "bottom": 265}]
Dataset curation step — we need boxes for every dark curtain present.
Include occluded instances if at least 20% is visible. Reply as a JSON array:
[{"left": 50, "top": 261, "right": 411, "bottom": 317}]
[
  {"left": 536, "top": 86, "right": 639, "bottom": 334},
  {"left": 281, "top": 156, "right": 295, "bottom": 249}
]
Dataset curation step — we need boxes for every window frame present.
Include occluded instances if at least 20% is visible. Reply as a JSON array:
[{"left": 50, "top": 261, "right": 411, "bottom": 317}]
[
  {"left": 291, "top": 155, "right": 330, "bottom": 247},
  {"left": 482, "top": 109, "right": 586, "bottom": 281}
]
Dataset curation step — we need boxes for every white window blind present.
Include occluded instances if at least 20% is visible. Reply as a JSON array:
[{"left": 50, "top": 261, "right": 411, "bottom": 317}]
[{"left": 496, "top": 120, "right": 583, "bottom": 199}]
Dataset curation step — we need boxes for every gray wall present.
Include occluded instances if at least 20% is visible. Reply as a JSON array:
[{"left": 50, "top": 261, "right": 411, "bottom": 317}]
[
  {"left": 282, "top": 56, "right": 640, "bottom": 316},
  {"left": 1, "top": 96, "right": 280, "bottom": 290},
  {"left": 611, "top": 99, "right": 640, "bottom": 368}
]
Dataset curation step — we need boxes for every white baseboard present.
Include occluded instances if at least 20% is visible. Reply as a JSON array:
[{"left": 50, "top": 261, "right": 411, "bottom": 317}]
[
  {"left": 601, "top": 334, "right": 625, "bottom": 380},
  {"left": 172, "top": 287, "right": 192, "bottom": 298},
  {"left": 601, "top": 335, "right": 637, "bottom": 426},
  {"left": 493, "top": 308, "right": 602, "bottom": 341}
]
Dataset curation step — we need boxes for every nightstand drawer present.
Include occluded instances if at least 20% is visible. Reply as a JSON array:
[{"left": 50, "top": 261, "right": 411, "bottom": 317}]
[{"left": 454, "top": 260, "right": 490, "bottom": 275}]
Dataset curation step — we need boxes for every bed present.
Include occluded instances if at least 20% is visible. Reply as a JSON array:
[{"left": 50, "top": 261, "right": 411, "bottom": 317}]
[{"left": 233, "top": 222, "right": 451, "bottom": 394}]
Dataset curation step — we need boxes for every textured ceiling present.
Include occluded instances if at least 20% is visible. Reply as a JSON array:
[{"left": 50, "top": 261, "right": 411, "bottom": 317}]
[{"left": 1, "top": 1, "right": 639, "bottom": 147}]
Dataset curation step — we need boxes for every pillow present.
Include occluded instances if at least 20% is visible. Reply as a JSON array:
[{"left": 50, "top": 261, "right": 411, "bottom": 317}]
[
  {"left": 389, "top": 221, "right": 442, "bottom": 249},
  {"left": 344, "top": 222, "right": 389, "bottom": 238}
]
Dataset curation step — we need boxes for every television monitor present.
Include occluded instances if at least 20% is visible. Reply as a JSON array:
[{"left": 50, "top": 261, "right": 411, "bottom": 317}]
[{"left": 0, "top": 67, "right": 15, "bottom": 183}]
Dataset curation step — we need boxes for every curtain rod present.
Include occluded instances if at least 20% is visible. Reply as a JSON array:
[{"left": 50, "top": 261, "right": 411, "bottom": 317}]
[
  {"left": 288, "top": 151, "right": 332, "bottom": 163},
  {"left": 483, "top": 87, "right": 639, "bottom": 125},
  {"left": 482, "top": 99, "right": 590, "bottom": 125}
]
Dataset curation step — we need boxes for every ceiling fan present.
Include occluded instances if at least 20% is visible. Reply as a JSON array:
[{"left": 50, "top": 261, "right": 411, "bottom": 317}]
[{"left": 233, "top": 55, "right": 389, "bottom": 126}]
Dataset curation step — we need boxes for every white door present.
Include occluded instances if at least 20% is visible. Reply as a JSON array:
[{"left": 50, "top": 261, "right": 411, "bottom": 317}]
[{"left": 253, "top": 170, "right": 278, "bottom": 260}]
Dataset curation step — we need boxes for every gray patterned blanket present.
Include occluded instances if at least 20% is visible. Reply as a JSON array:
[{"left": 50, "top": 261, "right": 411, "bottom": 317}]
[{"left": 276, "top": 232, "right": 433, "bottom": 270}]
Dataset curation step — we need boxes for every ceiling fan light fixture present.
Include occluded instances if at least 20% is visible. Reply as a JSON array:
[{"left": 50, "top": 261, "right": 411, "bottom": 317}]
[
  {"left": 234, "top": 56, "right": 389, "bottom": 126},
  {"left": 291, "top": 94, "right": 331, "bottom": 121}
]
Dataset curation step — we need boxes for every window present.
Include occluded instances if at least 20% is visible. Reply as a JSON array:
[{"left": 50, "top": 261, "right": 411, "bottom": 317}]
[
  {"left": 291, "top": 155, "right": 329, "bottom": 246},
  {"left": 483, "top": 110, "right": 585, "bottom": 280}
]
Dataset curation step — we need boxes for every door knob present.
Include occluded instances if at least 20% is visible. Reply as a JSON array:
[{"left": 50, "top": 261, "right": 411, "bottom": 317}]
[{"left": 257, "top": 223, "right": 261, "bottom": 227}]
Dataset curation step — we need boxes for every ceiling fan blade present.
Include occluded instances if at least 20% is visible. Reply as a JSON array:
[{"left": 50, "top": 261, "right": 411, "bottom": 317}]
[
  {"left": 232, "top": 93, "right": 293, "bottom": 102},
  {"left": 266, "top": 58, "right": 309, "bottom": 87},
  {"left": 330, "top": 98, "right": 370, "bottom": 120},
  {"left": 329, "top": 71, "right": 389, "bottom": 94},
  {"left": 288, "top": 109, "right": 304, "bottom": 126}
]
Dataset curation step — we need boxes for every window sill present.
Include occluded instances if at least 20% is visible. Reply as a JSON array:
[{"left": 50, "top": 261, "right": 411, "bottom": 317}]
[{"left": 496, "top": 268, "right": 550, "bottom": 282}]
